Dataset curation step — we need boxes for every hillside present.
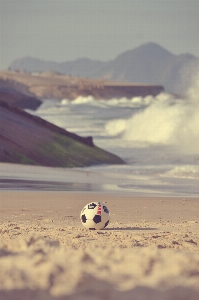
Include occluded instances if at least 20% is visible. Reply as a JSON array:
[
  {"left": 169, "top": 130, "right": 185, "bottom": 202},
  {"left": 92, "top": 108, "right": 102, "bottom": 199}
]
[
  {"left": 0, "top": 101, "right": 124, "bottom": 167},
  {"left": 8, "top": 43, "right": 199, "bottom": 95}
]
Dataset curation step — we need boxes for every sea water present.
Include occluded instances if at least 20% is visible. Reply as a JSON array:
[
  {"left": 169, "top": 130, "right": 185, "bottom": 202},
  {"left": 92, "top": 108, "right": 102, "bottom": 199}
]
[{"left": 23, "top": 78, "right": 199, "bottom": 196}]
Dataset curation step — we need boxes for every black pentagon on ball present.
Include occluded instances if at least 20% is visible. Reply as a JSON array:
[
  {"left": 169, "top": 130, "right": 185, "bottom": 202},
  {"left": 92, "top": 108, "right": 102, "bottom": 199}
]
[
  {"left": 104, "top": 220, "right": 109, "bottom": 228},
  {"left": 103, "top": 205, "right": 109, "bottom": 214},
  {"left": 81, "top": 214, "right": 87, "bottom": 223},
  {"left": 93, "top": 214, "right": 101, "bottom": 224},
  {"left": 88, "top": 203, "right": 97, "bottom": 209}
]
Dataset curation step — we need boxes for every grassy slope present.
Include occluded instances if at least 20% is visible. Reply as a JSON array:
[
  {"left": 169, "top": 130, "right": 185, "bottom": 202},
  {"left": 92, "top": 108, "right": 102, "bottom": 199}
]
[
  {"left": 0, "top": 100, "right": 124, "bottom": 168},
  {"left": 36, "top": 133, "right": 124, "bottom": 167},
  {"left": 3, "top": 133, "right": 124, "bottom": 168}
]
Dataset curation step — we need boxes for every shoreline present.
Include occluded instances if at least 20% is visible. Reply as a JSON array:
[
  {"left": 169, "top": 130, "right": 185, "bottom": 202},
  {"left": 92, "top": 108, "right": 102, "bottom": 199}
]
[{"left": 1, "top": 162, "right": 199, "bottom": 197}]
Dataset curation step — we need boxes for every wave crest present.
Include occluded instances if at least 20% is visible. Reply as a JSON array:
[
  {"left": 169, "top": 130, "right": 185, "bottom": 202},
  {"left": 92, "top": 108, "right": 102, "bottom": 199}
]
[{"left": 105, "top": 93, "right": 199, "bottom": 153}]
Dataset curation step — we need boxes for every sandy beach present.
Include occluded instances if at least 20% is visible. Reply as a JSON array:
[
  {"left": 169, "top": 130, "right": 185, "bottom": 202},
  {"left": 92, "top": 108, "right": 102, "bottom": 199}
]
[{"left": 0, "top": 191, "right": 199, "bottom": 300}]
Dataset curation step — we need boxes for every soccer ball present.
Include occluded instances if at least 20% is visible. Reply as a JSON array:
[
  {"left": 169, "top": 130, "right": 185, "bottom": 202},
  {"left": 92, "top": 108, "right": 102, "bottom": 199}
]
[{"left": 80, "top": 202, "right": 110, "bottom": 230}]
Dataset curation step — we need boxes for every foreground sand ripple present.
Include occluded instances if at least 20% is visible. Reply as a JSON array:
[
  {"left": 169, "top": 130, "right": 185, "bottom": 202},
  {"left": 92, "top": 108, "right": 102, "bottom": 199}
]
[
  {"left": 1, "top": 221, "right": 199, "bottom": 300},
  {"left": 0, "top": 219, "right": 199, "bottom": 251},
  {"left": 0, "top": 192, "right": 199, "bottom": 299}
]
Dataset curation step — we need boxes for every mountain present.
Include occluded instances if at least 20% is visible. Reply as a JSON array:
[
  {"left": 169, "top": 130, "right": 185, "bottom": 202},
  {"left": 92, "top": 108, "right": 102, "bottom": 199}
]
[
  {"left": 9, "top": 56, "right": 105, "bottom": 77},
  {"left": 60, "top": 58, "right": 105, "bottom": 77},
  {"left": 0, "top": 101, "right": 124, "bottom": 167},
  {"left": 92, "top": 43, "right": 199, "bottom": 95},
  {"left": 8, "top": 43, "right": 199, "bottom": 95},
  {"left": 92, "top": 43, "right": 174, "bottom": 82}
]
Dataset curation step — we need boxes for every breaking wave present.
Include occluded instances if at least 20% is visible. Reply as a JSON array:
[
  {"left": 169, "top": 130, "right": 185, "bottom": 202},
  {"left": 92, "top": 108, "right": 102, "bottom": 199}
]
[
  {"left": 61, "top": 94, "right": 156, "bottom": 108},
  {"left": 105, "top": 77, "right": 199, "bottom": 154},
  {"left": 164, "top": 165, "right": 199, "bottom": 178}
]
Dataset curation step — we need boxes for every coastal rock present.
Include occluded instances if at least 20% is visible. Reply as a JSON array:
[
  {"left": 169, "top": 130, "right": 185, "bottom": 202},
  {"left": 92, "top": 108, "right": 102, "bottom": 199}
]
[
  {"left": 0, "top": 78, "right": 41, "bottom": 110},
  {"left": 0, "top": 71, "right": 163, "bottom": 100},
  {"left": 0, "top": 101, "right": 124, "bottom": 167}
]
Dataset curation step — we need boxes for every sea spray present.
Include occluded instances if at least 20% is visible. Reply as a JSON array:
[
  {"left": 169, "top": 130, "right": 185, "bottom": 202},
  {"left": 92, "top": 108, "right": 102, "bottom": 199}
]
[
  {"left": 104, "top": 84, "right": 199, "bottom": 154},
  {"left": 105, "top": 93, "right": 183, "bottom": 144}
]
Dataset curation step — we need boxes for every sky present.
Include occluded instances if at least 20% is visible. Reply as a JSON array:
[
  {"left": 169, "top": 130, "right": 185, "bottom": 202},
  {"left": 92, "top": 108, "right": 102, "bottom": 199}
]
[{"left": 0, "top": 0, "right": 199, "bottom": 70}]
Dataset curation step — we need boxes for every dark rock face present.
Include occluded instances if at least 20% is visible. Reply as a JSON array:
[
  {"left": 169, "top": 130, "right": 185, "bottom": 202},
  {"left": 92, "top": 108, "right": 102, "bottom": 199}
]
[
  {"left": 0, "top": 78, "right": 41, "bottom": 110},
  {"left": 0, "top": 88, "right": 41, "bottom": 110},
  {"left": 0, "top": 101, "right": 124, "bottom": 167}
]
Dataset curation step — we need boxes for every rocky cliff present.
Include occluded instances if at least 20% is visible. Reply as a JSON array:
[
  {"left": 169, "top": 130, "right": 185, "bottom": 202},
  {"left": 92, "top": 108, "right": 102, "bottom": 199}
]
[
  {"left": 0, "top": 71, "right": 163, "bottom": 101},
  {"left": 0, "top": 100, "right": 124, "bottom": 167},
  {"left": 0, "top": 78, "right": 41, "bottom": 110}
]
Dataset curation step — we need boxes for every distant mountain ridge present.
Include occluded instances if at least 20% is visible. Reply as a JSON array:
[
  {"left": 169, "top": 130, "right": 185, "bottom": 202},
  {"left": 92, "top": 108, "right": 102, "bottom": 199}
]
[
  {"left": 8, "top": 43, "right": 199, "bottom": 95},
  {"left": 9, "top": 57, "right": 105, "bottom": 78}
]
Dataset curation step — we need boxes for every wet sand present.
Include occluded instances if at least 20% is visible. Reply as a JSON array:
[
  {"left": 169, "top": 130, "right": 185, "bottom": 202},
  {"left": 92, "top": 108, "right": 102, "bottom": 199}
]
[{"left": 0, "top": 191, "right": 199, "bottom": 300}]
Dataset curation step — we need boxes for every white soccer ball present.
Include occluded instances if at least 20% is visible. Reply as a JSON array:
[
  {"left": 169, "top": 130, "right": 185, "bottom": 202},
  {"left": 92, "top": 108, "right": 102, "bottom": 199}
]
[{"left": 80, "top": 202, "right": 110, "bottom": 230}]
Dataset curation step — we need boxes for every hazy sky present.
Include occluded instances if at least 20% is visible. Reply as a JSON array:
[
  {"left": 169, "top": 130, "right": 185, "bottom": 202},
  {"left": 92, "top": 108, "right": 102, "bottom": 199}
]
[{"left": 0, "top": 0, "right": 199, "bottom": 70}]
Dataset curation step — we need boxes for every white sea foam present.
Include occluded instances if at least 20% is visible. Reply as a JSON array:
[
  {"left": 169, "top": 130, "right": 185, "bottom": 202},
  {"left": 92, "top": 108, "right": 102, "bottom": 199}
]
[
  {"left": 105, "top": 97, "right": 186, "bottom": 143},
  {"left": 72, "top": 95, "right": 95, "bottom": 105},
  {"left": 164, "top": 165, "right": 199, "bottom": 178},
  {"left": 104, "top": 81, "right": 199, "bottom": 153},
  {"left": 61, "top": 95, "right": 156, "bottom": 108}
]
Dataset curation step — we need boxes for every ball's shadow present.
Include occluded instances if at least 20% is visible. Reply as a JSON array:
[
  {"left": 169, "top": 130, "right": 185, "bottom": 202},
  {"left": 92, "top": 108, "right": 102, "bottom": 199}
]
[{"left": 105, "top": 227, "right": 158, "bottom": 231}]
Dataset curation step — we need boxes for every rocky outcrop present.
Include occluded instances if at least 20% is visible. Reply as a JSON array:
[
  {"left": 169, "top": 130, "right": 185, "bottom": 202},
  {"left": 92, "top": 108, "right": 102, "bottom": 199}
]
[
  {"left": 0, "top": 101, "right": 124, "bottom": 167},
  {"left": 0, "top": 78, "right": 41, "bottom": 110},
  {"left": 0, "top": 71, "right": 164, "bottom": 101}
]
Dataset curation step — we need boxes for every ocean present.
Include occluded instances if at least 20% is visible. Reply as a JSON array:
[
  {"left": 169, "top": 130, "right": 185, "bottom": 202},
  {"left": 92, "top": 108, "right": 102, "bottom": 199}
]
[{"left": 21, "top": 86, "right": 199, "bottom": 197}]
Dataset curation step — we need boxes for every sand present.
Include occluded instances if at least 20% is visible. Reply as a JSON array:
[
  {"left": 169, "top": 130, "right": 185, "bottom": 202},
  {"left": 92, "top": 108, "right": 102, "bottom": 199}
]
[{"left": 0, "top": 191, "right": 199, "bottom": 300}]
